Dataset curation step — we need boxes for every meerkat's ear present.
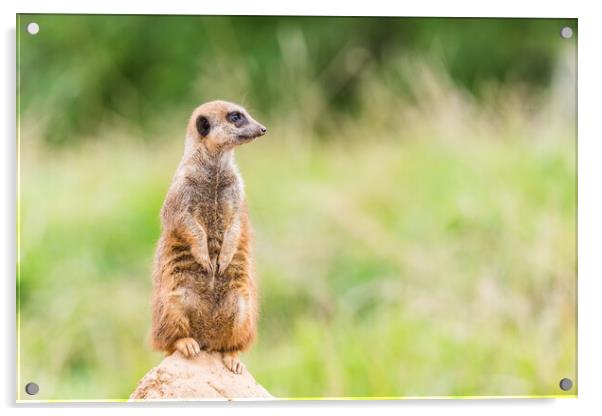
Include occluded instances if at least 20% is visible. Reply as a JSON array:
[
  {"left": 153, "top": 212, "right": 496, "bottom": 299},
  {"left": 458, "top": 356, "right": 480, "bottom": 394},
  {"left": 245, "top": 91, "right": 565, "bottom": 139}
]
[{"left": 196, "top": 115, "right": 211, "bottom": 137}]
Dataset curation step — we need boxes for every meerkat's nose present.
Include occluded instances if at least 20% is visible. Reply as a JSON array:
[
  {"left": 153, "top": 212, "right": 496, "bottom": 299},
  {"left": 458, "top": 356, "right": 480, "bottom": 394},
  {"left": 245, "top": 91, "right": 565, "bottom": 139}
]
[{"left": 260, "top": 126, "right": 267, "bottom": 135}]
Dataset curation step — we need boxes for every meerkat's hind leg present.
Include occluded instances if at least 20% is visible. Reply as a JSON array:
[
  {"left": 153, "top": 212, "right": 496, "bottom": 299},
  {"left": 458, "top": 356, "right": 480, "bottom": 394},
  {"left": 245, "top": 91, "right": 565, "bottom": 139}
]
[
  {"left": 174, "top": 337, "right": 201, "bottom": 358},
  {"left": 222, "top": 351, "right": 244, "bottom": 374}
]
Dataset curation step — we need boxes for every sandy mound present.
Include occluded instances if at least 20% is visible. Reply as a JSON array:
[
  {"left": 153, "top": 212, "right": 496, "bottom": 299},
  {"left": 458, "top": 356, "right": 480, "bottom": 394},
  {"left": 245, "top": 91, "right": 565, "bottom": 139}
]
[{"left": 129, "top": 351, "right": 273, "bottom": 400}]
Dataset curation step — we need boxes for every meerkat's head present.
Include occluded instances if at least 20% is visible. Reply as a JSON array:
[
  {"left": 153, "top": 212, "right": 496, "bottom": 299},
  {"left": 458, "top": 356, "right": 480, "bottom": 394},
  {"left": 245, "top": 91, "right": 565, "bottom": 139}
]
[{"left": 186, "top": 100, "right": 267, "bottom": 152}]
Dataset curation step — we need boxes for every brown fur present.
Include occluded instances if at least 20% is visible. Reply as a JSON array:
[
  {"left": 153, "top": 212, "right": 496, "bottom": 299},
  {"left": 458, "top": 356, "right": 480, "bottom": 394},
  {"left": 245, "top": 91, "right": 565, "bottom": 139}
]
[{"left": 150, "top": 100, "right": 266, "bottom": 373}]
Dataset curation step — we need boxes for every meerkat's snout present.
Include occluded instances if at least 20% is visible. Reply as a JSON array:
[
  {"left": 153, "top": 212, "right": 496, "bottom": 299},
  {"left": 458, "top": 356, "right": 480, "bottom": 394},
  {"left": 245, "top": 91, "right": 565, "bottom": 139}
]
[
  {"left": 233, "top": 113, "right": 267, "bottom": 143},
  {"left": 238, "top": 122, "right": 267, "bottom": 142}
]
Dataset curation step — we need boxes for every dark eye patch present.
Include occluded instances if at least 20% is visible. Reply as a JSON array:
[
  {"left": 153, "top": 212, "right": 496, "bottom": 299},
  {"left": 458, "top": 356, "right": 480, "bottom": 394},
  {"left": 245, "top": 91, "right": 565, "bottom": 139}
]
[{"left": 227, "top": 111, "right": 247, "bottom": 127}]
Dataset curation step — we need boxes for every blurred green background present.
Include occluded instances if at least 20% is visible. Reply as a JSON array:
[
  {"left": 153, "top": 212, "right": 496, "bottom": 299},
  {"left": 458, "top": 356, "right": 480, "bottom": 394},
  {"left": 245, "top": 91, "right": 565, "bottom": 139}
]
[{"left": 17, "top": 15, "right": 576, "bottom": 400}]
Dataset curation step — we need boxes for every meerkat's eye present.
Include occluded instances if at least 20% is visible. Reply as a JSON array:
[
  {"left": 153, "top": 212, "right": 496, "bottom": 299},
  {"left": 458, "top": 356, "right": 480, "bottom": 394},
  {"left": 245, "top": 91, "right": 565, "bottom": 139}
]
[{"left": 228, "top": 112, "right": 244, "bottom": 123}]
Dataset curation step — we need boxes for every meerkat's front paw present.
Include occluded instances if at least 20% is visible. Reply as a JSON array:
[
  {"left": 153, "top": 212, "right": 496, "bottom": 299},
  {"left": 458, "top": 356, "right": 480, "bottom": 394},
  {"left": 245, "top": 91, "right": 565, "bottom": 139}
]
[
  {"left": 222, "top": 351, "right": 244, "bottom": 374},
  {"left": 191, "top": 248, "right": 214, "bottom": 274},
  {"left": 174, "top": 337, "right": 201, "bottom": 358},
  {"left": 217, "top": 254, "right": 232, "bottom": 276}
]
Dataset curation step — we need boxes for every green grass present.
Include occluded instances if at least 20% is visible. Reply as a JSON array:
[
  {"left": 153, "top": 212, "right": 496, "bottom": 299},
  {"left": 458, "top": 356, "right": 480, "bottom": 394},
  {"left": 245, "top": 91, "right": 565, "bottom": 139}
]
[{"left": 18, "top": 121, "right": 576, "bottom": 399}]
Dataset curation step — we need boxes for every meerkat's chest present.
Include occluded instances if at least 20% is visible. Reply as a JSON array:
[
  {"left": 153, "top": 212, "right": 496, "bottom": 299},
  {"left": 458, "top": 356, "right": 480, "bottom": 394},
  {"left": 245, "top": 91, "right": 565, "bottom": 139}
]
[{"left": 188, "top": 170, "right": 243, "bottom": 228}]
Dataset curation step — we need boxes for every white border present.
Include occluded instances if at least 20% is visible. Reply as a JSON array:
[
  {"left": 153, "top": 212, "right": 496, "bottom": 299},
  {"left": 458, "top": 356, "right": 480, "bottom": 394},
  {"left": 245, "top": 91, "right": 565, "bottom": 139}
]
[{"left": 3, "top": 1, "right": 601, "bottom": 415}]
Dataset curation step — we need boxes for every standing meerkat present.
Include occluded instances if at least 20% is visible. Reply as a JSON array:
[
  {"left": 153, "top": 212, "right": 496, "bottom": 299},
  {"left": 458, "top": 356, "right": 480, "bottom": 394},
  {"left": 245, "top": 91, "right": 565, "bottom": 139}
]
[{"left": 150, "top": 100, "right": 267, "bottom": 374}]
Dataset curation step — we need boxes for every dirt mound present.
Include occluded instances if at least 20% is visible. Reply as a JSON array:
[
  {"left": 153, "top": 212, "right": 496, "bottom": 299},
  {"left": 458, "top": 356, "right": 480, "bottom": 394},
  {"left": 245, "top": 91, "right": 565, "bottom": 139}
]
[{"left": 129, "top": 351, "right": 272, "bottom": 400}]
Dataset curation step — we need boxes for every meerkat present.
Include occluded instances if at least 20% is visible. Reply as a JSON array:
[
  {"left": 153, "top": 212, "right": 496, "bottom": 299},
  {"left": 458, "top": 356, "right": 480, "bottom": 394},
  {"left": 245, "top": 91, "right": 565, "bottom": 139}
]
[{"left": 150, "top": 100, "right": 266, "bottom": 374}]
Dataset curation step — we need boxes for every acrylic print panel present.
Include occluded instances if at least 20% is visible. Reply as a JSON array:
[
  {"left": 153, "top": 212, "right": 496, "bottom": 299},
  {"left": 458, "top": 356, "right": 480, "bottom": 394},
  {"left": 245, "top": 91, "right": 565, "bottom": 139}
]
[{"left": 16, "top": 14, "right": 577, "bottom": 401}]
